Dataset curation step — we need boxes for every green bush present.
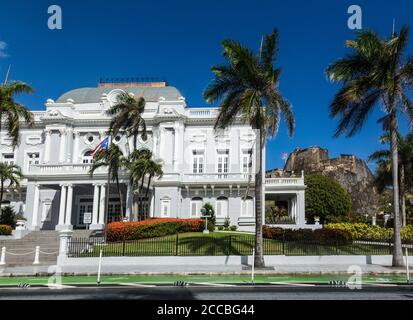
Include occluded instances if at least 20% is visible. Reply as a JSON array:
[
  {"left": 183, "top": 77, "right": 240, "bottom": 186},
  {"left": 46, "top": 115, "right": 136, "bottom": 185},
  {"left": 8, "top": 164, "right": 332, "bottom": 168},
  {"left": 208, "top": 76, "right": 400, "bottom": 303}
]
[
  {"left": 0, "top": 206, "right": 16, "bottom": 228},
  {"left": 325, "top": 223, "right": 413, "bottom": 243},
  {"left": 224, "top": 217, "right": 230, "bottom": 228},
  {"left": 229, "top": 225, "right": 238, "bottom": 232},
  {"left": 263, "top": 225, "right": 352, "bottom": 245},
  {"left": 217, "top": 226, "right": 224, "bottom": 231},
  {"left": 305, "top": 174, "right": 352, "bottom": 223},
  {"left": 0, "top": 225, "right": 12, "bottom": 236}
]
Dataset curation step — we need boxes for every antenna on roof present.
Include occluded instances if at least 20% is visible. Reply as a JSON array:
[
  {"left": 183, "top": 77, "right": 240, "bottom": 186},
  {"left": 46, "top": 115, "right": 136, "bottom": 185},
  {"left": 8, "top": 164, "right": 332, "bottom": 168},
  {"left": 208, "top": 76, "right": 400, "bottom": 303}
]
[{"left": 3, "top": 64, "right": 11, "bottom": 85}]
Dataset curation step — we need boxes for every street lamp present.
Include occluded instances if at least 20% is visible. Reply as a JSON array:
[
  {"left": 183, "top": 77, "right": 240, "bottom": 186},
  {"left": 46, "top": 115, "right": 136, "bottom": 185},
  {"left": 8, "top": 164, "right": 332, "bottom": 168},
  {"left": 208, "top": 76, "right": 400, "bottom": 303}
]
[{"left": 200, "top": 207, "right": 211, "bottom": 234}]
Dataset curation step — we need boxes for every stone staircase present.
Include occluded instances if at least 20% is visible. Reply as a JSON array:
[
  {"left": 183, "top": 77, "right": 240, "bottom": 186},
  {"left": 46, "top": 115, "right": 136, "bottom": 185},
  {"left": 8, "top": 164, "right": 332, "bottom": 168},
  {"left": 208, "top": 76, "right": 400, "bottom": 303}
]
[{"left": 0, "top": 230, "right": 92, "bottom": 267}]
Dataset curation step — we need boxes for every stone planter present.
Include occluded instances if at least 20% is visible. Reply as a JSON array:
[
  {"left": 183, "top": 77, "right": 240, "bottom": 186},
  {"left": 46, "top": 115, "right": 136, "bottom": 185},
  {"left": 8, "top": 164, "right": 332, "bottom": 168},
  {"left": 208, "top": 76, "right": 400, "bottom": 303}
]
[{"left": 16, "top": 220, "right": 27, "bottom": 231}]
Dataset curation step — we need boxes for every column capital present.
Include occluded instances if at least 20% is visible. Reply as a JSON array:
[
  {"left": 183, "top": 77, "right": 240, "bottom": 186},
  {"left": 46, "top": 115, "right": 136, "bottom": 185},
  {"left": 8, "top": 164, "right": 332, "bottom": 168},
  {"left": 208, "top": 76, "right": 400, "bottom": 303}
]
[
  {"left": 44, "top": 129, "right": 52, "bottom": 136},
  {"left": 59, "top": 128, "right": 67, "bottom": 136}
]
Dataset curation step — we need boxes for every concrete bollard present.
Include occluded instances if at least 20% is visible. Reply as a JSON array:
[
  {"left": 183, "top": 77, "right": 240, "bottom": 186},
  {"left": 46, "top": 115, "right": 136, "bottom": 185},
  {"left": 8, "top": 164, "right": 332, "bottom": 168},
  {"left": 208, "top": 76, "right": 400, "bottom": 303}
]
[
  {"left": 0, "top": 247, "right": 6, "bottom": 266},
  {"left": 33, "top": 246, "right": 40, "bottom": 265},
  {"left": 57, "top": 229, "right": 73, "bottom": 265}
]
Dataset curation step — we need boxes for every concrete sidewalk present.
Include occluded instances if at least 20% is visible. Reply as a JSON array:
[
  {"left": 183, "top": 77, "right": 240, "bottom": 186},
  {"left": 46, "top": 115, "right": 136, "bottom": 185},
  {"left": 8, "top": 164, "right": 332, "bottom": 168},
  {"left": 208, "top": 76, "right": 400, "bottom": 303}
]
[{"left": 0, "top": 263, "right": 408, "bottom": 276}]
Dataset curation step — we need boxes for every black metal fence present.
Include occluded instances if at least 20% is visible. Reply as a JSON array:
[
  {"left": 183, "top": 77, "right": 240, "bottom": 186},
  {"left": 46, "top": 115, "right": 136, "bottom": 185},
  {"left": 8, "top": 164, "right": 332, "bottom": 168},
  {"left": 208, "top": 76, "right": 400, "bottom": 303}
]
[{"left": 68, "top": 234, "right": 413, "bottom": 258}]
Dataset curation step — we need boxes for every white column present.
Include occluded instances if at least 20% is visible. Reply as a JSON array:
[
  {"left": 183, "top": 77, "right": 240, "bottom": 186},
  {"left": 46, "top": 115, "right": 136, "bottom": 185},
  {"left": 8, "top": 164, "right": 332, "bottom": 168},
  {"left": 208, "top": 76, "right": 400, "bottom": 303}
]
[
  {"left": 150, "top": 191, "right": 155, "bottom": 218},
  {"left": 173, "top": 126, "right": 178, "bottom": 171},
  {"left": 125, "top": 183, "right": 133, "bottom": 221},
  {"left": 66, "top": 128, "right": 73, "bottom": 163},
  {"left": 59, "top": 129, "right": 67, "bottom": 163},
  {"left": 72, "top": 131, "right": 80, "bottom": 163},
  {"left": 92, "top": 184, "right": 100, "bottom": 225},
  {"left": 57, "top": 184, "right": 67, "bottom": 227},
  {"left": 99, "top": 183, "right": 106, "bottom": 225},
  {"left": 64, "top": 184, "right": 73, "bottom": 227},
  {"left": 44, "top": 130, "right": 51, "bottom": 163},
  {"left": 31, "top": 184, "right": 40, "bottom": 230},
  {"left": 128, "top": 136, "right": 134, "bottom": 154}
]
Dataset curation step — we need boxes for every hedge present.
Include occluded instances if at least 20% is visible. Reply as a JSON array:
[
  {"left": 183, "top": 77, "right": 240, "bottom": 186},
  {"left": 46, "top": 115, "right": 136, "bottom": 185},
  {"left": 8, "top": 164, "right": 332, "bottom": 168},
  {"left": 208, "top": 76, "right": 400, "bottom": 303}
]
[
  {"left": 107, "top": 218, "right": 210, "bottom": 241},
  {"left": 325, "top": 223, "right": 413, "bottom": 243},
  {"left": 0, "top": 225, "right": 12, "bottom": 236},
  {"left": 262, "top": 226, "right": 352, "bottom": 245}
]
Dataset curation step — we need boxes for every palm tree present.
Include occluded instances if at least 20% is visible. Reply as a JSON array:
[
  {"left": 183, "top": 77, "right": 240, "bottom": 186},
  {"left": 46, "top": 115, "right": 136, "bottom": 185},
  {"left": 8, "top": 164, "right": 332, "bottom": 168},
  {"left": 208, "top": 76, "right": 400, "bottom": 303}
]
[
  {"left": 369, "top": 132, "right": 413, "bottom": 226},
  {"left": 144, "top": 158, "right": 163, "bottom": 206},
  {"left": 326, "top": 27, "right": 413, "bottom": 266},
  {"left": 89, "top": 143, "right": 126, "bottom": 219},
  {"left": 0, "top": 81, "right": 34, "bottom": 147},
  {"left": 0, "top": 163, "right": 23, "bottom": 204},
  {"left": 203, "top": 29, "right": 295, "bottom": 268},
  {"left": 106, "top": 92, "right": 147, "bottom": 152}
]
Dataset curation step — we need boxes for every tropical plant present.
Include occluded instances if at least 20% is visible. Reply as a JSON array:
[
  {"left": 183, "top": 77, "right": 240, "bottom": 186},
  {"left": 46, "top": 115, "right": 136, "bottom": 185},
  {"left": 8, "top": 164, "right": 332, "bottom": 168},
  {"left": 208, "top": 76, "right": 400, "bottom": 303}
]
[
  {"left": 0, "top": 206, "right": 16, "bottom": 228},
  {"left": 326, "top": 26, "right": 413, "bottom": 267},
  {"left": 89, "top": 143, "right": 126, "bottom": 218},
  {"left": 0, "top": 81, "right": 34, "bottom": 147},
  {"left": 0, "top": 162, "right": 23, "bottom": 204},
  {"left": 201, "top": 202, "right": 216, "bottom": 231},
  {"left": 127, "top": 149, "right": 163, "bottom": 220},
  {"left": 106, "top": 92, "right": 147, "bottom": 152},
  {"left": 305, "top": 174, "right": 352, "bottom": 224},
  {"left": 369, "top": 132, "right": 413, "bottom": 226},
  {"left": 203, "top": 29, "right": 295, "bottom": 267}
]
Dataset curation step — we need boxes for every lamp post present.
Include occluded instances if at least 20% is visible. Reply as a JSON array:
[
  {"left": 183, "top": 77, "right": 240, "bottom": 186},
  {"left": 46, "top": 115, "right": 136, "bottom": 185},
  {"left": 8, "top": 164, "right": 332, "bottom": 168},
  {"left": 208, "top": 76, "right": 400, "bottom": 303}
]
[{"left": 201, "top": 207, "right": 211, "bottom": 234}]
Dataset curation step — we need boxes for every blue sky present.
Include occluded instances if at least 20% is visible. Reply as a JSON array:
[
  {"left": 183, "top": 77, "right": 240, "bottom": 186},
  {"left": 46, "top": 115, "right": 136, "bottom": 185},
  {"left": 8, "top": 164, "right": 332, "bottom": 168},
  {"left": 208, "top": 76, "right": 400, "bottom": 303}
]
[{"left": 0, "top": 0, "right": 412, "bottom": 170}]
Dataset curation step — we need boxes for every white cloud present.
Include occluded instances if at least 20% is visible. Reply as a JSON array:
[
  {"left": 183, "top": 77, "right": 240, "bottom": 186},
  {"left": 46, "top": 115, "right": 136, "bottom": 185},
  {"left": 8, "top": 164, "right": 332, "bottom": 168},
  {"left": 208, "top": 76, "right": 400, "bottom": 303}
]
[{"left": 0, "top": 41, "right": 8, "bottom": 58}]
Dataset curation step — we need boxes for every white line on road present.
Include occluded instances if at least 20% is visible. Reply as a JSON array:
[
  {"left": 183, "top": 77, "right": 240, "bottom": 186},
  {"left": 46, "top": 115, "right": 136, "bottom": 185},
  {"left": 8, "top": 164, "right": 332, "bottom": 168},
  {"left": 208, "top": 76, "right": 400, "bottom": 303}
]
[
  {"left": 120, "top": 283, "right": 156, "bottom": 288},
  {"left": 192, "top": 282, "right": 237, "bottom": 287},
  {"left": 269, "top": 282, "right": 316, "bottom": 287}
]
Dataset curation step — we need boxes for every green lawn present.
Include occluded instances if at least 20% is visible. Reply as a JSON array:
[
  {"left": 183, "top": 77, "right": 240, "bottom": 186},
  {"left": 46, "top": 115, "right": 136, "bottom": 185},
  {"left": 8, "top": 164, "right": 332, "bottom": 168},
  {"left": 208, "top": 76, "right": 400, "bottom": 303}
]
[
  {"left": 71, "top": 232, "right": 403, "bottom": 257},
  {"left": 0, "top": 274, "right": 410, "bottom": 287}
]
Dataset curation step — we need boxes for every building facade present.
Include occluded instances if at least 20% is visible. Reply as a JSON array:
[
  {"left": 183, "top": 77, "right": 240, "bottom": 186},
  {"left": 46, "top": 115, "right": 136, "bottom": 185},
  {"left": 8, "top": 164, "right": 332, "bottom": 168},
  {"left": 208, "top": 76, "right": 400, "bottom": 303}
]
[{"left": 1, "top": 82, "right": 309, "bottom": 232}]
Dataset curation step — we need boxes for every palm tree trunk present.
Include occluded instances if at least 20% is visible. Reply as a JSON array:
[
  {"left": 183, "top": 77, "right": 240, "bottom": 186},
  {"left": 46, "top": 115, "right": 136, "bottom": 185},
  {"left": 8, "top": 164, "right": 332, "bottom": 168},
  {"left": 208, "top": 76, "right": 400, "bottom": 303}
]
[
  {"left": 145, "top": 175, "right": 153, "bottom": 219},
  {"left": 115, "top": 176, "right": 124, "bottom": 220},
  {"left": 389, "top": 115, "right": 404, "bottom": 267},
  {"left": 0, "top": 180, "right": 4, "bottom": 204},
  {"left": 400, "top": 165, "right": 406, "bottom": 227},
  {"left": 254, "top": 128, "right": 265, "bottom": 268}
]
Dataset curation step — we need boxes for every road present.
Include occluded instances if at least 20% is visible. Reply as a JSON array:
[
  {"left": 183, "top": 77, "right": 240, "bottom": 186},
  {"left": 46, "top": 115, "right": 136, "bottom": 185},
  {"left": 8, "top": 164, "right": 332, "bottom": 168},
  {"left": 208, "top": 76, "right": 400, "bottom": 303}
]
[{"left": 0, "top": 283, "right": 412, "bottom": 300}]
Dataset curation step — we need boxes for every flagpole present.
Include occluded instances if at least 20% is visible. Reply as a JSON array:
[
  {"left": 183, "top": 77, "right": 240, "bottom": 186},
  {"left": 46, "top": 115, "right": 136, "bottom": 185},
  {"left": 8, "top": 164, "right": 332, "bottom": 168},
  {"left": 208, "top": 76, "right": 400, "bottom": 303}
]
[
  {"left": 104, "top": 134, "right": 111, "bottom": 239},
  {"left": 3, "top": 64, "right": 11, "bottom": 85}
]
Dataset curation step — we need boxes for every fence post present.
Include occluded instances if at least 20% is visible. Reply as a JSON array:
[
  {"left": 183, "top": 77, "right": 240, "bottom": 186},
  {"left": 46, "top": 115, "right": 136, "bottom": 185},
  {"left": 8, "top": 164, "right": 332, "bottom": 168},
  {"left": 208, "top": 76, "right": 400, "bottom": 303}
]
[
  {"left": 228, "top": 236, "right": 232, "bottom": 256},
  {"left": 389, "top": 238, "right": 393, "bottom": 255},
  {"left": 122, "top": 241, "right": 126, "bottom": 257},
  {"left": 282, "top": 231, "right": 285, "bottom": 255},
  {"left": 175, "top": 233, "right": 179, "bottom": 256}
]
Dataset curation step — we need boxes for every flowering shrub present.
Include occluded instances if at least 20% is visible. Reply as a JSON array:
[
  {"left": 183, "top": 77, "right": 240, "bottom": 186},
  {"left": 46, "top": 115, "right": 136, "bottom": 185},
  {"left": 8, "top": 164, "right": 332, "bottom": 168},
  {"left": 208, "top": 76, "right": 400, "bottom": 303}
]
[
  {"left": 325, "top": 223, "right": 413, "bottom": 243},
  {"left": 0, "top": 225, "right": 12, "bottom": 236},
  {"left": 107, "top": 218, "right": 206, "bottom": 241}
]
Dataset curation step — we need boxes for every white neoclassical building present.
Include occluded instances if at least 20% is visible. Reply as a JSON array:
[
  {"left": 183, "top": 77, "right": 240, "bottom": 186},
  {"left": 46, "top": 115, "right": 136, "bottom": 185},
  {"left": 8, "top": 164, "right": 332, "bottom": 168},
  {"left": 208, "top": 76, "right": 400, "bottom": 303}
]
[{"left": 1, "top": 81, "right": 309, "bottom": 232}]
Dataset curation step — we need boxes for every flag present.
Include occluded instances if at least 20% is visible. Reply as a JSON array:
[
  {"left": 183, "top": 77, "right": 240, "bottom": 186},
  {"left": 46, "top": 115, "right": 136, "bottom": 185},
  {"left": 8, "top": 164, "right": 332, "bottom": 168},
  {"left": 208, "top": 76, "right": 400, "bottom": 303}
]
[{"left": 91, "top": 137, "right": 109, "bottom": 157}]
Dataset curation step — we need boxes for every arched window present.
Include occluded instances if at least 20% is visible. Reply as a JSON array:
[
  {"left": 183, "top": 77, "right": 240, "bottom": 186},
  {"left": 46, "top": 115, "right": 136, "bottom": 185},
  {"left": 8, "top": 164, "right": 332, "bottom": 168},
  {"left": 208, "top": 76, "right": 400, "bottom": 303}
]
[
  {"left": 82, "top": 151, "right": 93, "bottom": 164},
  {"left": 190, "top": 197, "right": 203, "bottom": 218},
  {"left": 241, "top": 196, "right": 254, "bottom": 217},
  {"left": 216, "top": 197, "right": 228, "bottom": 218}
]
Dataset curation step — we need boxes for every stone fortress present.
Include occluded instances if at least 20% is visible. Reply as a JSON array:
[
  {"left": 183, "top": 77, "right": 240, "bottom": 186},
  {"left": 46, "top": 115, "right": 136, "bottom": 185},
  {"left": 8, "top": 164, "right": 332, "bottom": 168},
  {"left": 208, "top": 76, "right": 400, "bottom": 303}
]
[{"left": 267, "top": 146, "right": 379, "bottom": 216}]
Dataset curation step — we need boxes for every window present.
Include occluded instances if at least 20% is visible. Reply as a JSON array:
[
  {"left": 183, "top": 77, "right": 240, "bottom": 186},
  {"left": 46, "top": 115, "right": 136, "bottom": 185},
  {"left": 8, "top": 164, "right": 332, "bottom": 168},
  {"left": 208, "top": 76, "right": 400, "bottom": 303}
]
[
  {"left": 216, "top": 197, "right": 228, "bottom": 218},
  {"left": 27, "top": 152, "right": 40, "bottom": 170},
  {"left": 241, "top": 149, "right": 253, "bottom": 174},
  {"left": 217, "top": 150, "right": 229, "bottom": 178},
  {"left": 192, "top": 150, "right": 204, "bottom": 174},
  {"left": 241, "top": 196, "right": 254, "bottom": 217},
  {"left": 161, "top": 198, "right": 171, "bottom": 217},
  {"left": 190, "top": 197, "right": 203, "bottom": 217},
  {"left": 82, "top": 151, "right": 93, "bottom": 164},
  {"left": 2, "top": 153, "right": 14, "bottom": 165}
]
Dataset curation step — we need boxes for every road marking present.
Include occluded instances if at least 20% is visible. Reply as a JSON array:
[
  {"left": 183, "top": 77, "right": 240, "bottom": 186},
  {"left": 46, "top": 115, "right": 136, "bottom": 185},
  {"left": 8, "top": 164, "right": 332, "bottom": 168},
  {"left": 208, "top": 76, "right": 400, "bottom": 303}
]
[
  {"left": 43, "top": 284, "right": 77, "bottom": 289},
  {"left": 192, "top": 282, "right": 237, "bottom": 287},
  {"left": 269, "top": 282, "right": 316, "bottom": 287},
  {"left": 120, "top": 283, "right": 156, "bottom": 288},
  {"left": 363, "top": 282, "right": 398, "bottom": 287}
]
